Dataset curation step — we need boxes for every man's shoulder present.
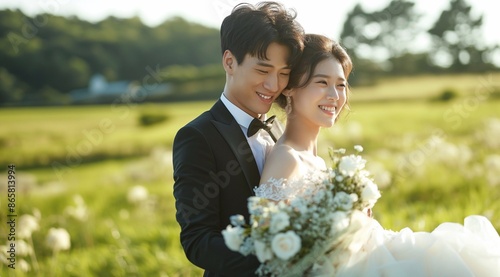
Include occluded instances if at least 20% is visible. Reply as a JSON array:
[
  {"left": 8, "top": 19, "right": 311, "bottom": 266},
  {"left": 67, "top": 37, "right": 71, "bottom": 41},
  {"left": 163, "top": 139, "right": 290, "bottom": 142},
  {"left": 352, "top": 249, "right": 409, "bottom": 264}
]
[
  {"left": 185, "top": 110, "right": 213, "bottom": 127},
  {"left": 181, "top": 100, "right": 231, "bottom": 131}
]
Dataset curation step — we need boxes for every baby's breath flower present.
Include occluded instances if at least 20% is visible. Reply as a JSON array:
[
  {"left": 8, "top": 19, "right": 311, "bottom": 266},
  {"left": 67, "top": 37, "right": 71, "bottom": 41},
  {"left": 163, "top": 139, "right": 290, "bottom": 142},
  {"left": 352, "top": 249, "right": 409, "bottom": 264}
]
[
  {"left": 255, "top": 240, "right": 274, "bottom": 262},
  {"left": 230, "top": 215, "right": 245, "bottom": 227},
  {"left": 333, "top": 192, "right": 353, "bottom": 211},
  {"left": 270, "top": 212, "right": 290, "bottom": 233},
  {"left": 330, "top": 211, "right": 349, "bottom": 234},
  {"left": 239, "top": 237, "right": 254, "bottom": 256}
]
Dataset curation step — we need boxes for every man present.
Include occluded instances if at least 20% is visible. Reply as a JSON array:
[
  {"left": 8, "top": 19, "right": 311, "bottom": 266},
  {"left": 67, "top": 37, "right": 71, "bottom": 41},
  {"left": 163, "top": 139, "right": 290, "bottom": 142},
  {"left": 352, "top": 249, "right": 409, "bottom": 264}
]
[{"left": 173, "top": 2, "right": 304, "bottom": 276}]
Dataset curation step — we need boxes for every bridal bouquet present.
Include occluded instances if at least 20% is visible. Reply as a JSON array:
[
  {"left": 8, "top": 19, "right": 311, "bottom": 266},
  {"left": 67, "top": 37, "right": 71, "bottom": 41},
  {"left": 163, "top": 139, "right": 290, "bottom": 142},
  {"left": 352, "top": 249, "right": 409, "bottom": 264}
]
[{"left": 222, "top": 146, "right": 381, "bottom": 276}]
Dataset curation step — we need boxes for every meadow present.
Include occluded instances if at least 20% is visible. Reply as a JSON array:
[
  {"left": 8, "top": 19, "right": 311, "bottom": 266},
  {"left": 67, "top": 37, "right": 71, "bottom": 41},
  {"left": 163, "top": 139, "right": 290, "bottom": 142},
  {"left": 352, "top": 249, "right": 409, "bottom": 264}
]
[{"left": 0, "top": 72, "right": 500, "bottom": 276}]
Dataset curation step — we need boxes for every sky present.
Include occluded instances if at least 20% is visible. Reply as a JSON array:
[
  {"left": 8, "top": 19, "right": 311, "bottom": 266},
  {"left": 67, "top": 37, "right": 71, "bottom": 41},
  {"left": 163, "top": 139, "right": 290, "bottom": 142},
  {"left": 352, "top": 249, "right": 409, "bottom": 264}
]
[{"left": 1, "top": 0, "right": 499, "bottom": 47}]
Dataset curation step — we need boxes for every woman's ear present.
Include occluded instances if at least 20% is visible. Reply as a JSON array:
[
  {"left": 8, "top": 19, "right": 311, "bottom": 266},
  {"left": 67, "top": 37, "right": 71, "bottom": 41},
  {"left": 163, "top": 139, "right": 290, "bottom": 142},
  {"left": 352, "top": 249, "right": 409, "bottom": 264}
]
[
  {"left": 282, "top": 88, "right": 294, "bottom": 97},
  {"left": 222, "top": 50, "right": 235, "bottom": 74}
]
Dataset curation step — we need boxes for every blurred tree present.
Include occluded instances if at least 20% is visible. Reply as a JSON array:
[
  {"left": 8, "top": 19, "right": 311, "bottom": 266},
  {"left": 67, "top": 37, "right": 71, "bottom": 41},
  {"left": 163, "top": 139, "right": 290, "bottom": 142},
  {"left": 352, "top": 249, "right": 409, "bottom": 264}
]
[
  {"left": 340, "top": 0, "right": 423, "bottom": 83},
  {"left": 0, "top": 9, "right": 221, "bottom": 105},
  {"left": 0, "top": 67, "right": 26, "bottom": 104},
  {"left": 341, "top": 0, "right": 420, "bottom": 62},
  {"left": 428, "top": 0, "right": 495, "bottom": 72}
]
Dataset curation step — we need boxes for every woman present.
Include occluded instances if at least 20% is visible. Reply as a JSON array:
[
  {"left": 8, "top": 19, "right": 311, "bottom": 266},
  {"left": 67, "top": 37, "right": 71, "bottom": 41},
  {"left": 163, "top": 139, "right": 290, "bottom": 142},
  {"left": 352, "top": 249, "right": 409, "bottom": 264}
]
[
  {"left": 259, "top": 34, "right": 351, "bottom": 185},
  {"left": 255, "top": 34, "right": 500, "bottom": 276}
]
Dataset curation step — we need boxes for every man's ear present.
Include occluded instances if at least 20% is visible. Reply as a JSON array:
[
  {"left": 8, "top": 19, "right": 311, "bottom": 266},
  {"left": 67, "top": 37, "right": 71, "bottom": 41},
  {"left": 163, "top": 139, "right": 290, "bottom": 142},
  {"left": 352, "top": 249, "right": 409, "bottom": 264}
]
[{"left": 222, "top": 50, "right": 235, "bottom": 74}]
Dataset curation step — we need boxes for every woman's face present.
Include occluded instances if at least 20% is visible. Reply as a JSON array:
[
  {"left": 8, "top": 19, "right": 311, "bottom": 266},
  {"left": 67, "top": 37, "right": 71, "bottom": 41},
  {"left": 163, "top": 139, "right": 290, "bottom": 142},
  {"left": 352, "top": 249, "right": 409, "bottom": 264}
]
[{"left": 289, "top": 57, "right": 347, "bottom": 128}]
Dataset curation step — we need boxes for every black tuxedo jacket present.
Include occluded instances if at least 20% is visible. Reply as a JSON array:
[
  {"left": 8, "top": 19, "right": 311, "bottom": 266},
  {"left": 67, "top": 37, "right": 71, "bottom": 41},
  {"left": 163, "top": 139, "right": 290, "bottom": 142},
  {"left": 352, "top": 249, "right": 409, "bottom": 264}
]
[{"left": 173, "top": 100, "right": 262, "bottom": 277}]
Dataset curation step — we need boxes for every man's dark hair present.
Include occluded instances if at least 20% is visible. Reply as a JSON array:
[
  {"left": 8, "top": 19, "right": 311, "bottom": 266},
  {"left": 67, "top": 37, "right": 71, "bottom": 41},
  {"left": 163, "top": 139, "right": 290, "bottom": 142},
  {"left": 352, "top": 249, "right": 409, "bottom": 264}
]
[{"left": 220, "top": 1, "right": 304, "bottom": 68}]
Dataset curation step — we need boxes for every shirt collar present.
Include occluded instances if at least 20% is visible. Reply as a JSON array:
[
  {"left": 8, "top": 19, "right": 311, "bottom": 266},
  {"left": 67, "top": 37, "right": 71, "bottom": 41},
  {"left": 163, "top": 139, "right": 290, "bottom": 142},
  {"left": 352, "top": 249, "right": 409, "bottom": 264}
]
[{"left": 220, "top": 92, "right": 255, "bottom": 130}]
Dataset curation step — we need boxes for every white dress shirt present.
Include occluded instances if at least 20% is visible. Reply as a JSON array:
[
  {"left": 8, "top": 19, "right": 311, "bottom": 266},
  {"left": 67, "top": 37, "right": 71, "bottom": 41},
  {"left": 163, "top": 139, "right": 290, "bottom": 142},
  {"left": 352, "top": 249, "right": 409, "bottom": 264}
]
[{"left": 220, "top": 93, "right": 275, "bottom": 174}]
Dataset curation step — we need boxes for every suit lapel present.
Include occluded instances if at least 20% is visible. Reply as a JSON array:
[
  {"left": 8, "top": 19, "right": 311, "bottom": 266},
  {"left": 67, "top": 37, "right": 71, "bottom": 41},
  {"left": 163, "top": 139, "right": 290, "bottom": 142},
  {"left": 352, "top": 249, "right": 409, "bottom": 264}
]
[{"left": 210, "top": 100, "right": 260, "bottom": 194}]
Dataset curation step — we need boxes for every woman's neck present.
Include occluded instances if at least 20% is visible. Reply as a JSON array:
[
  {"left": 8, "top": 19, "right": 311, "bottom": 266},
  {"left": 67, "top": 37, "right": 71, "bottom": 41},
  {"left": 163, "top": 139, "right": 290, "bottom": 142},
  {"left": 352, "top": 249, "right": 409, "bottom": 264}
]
[{"left": 281, "top": 118, "right": 320, "bottom": 155}]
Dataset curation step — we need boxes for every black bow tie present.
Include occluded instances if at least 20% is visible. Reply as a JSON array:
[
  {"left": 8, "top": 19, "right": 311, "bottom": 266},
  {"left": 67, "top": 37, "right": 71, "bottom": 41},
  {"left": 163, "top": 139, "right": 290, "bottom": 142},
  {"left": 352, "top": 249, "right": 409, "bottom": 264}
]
[{"left": 247, "top": 115, "right": 277, "bottom": 142}]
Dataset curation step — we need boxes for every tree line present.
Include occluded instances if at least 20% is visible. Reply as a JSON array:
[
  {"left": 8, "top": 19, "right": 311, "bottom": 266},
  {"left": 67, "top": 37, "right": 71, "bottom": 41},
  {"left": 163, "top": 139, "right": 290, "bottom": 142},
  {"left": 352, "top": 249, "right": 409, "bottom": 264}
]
[{"left": 0, "top": 0, "right": 498, "bottom": 106}]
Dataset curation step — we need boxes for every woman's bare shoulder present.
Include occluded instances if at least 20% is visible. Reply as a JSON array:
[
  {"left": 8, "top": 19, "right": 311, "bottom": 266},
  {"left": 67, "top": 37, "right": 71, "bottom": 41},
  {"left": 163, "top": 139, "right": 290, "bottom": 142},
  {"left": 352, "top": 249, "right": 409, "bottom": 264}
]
[{"left": 260, "top": 143, "right": 301, "bottom": 183}]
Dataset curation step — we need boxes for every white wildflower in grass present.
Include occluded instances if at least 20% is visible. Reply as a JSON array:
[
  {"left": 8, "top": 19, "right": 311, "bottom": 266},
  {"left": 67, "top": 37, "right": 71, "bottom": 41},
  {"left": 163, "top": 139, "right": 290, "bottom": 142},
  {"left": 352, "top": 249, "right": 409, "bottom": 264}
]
[
  {"left": 18, "top": 214, "right": 39, "bottom": 239},
  {"left": 18, "top": 259, "right": 31, "bottom": 272},
  {"left": 46, "top": 228, "right": 71, "bottom": 253},
  {"left": 0, "top": 245, "right": 10, "bottom": 265},
  {"left": 368, "top": 161, "right": 392, "bottom": 189},
  {"left": 127, "top": 185, "right": 149, "bottom": 204},
  {"left": 485, "top": 155, "right": 500, "bottom": 186},
  {"left": 222, "top": 225, "right": 244, "bottom": 251},
  {"left": 65, "top": 194, "right": 88, "bottom": 221},
  {"left": 270, "top": 212, "right": 290, "bottom": 233},
  {"left": 15, "top": 240, "right": 33, "bottom": 257},
  {"left": 119, "top": 209, "right": 130, "bottom": 220},
  {"left": 271, "top": 231, "right": 301, "bottom": 260},
  {"left": 334, "top": 148, "right": 346, "bottom": 155},
  {"left": 254, "top": 240, "right": 274, "bottom": 262},
  {"left": 354, "top": 145, "right": 363, "bottom": 152}
]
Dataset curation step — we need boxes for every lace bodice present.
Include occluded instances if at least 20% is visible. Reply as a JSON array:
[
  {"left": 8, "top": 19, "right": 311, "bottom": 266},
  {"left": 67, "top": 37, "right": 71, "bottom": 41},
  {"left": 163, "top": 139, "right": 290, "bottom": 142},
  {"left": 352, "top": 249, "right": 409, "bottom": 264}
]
[
  {"left": 254, "top": 171, "right": 329, "bottom": 201},
  {"left": 255, "top": 149, "right": 328, "bottom": 201}
]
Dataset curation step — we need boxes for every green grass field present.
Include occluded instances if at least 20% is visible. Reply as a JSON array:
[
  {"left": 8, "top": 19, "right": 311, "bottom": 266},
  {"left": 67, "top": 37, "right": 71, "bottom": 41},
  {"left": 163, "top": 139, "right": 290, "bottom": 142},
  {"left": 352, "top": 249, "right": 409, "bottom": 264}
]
[{"left": 1, "top": 73, "right": 500, "bottom": 276}]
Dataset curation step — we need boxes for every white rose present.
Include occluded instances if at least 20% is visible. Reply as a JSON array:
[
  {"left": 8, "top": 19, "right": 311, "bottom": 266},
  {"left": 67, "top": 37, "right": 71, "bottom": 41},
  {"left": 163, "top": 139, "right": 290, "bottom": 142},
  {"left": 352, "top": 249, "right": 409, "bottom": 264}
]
[
  {"left": 361, "top": 179, "right": 381, "bottom": 204},
  {"left": 46, "top": 228, "right": 71, "bottom": 252},
  {"left": 338, "top": 155, "right": 366, "bottom": 177},
  {"left": 270, "top": 212, "right": 290, "bottom": 233},
  {"left": 271, "top": 231, "right": 301, "bottom": 260},
  {"left": 222, "top": 225, "right": 244, "bottom": 252},
  {"left": 254, "top": 240, "right": 273, "bottom": 262}
]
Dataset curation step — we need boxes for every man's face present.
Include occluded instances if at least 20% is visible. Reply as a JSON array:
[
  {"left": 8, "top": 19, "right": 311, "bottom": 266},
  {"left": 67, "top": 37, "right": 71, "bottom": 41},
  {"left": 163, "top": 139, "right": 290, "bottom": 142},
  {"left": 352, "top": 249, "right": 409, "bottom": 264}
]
[{"left": 224, "top": 42, "right": 291, "bottom": 118}]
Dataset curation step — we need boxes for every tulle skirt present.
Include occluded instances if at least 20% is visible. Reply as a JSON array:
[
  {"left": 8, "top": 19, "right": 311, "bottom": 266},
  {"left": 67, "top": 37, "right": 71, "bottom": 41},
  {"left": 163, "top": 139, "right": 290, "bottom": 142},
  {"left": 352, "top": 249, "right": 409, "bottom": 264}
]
[{"left": 325, "top": 215, "right": 500, "bottom": 277}]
